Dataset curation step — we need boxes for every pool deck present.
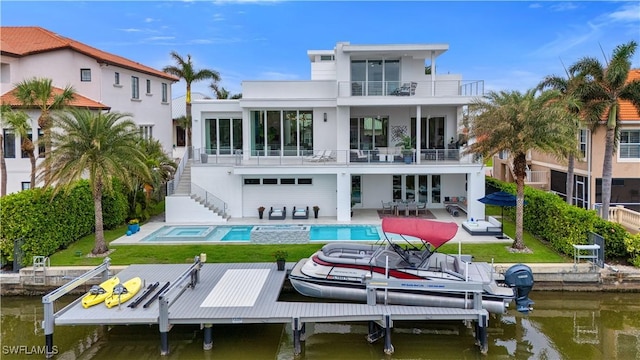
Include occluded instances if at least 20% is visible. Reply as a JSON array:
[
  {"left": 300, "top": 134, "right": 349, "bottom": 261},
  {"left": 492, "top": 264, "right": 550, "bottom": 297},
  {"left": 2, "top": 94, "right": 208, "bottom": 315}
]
[{"left": 112, "top": 209, "right": 512, "bottom": 245}]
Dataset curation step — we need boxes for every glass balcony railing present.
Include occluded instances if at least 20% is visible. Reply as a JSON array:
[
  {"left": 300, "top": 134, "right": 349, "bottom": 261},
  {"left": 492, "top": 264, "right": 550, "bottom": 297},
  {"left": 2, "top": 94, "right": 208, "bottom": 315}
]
[{"left": 339, "top": 80, "right": 484, "bottom": 97}]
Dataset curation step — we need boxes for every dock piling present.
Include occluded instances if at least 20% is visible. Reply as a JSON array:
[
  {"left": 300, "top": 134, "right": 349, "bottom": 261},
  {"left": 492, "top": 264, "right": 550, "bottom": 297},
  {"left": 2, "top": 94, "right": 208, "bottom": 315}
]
[
  {"left": 383, "top": 314, "right": 394, "bottom": 355},
  {"left": 203, "top": 324, "right": 213, "bottom": 350}
]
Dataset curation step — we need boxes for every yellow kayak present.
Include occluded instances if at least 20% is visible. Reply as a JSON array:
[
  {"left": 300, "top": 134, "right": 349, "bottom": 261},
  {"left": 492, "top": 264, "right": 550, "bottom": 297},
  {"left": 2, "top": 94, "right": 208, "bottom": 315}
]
[
  {"left": 105, "top": 277, "right": 142, "bottom": 308},
  {"left": 82, "top": 276, "right": 120, "bottom": 309}
]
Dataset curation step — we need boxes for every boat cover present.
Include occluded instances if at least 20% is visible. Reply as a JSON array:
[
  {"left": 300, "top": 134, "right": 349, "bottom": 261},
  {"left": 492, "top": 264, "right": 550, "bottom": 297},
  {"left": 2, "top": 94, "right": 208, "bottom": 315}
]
[{"left": 382, "top": 218, "right": 458, "bottom": 249}]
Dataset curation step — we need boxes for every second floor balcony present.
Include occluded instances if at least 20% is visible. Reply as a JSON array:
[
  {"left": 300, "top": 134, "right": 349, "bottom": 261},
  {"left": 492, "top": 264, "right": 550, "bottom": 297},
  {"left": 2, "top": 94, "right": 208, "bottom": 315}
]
[
  {"left": 338, "top": 80, "right": 484, "bottom": 98},
  {"left": 194, "top": 148, "right": 479, "bottom": 167}
]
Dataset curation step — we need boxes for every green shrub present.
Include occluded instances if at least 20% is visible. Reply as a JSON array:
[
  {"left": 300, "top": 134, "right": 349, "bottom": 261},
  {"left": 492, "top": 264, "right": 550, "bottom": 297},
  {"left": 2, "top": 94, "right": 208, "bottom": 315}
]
[
  {"left": 0, "top": 180, "right": 130, "bottom": 265},
  {"left": 624, "top": 233, "right": 640, "bottom": 267}
]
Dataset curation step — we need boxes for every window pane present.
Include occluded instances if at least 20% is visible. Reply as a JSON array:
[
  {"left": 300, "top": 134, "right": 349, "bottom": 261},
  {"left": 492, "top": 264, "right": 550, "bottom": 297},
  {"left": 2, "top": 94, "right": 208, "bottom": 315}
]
[
  {"left": 205, "top": 119, "right": 217, "bottom": 155},
  {"left": 283, "top": 111, "right": 298, "bottom": 156},
  {"left": 146, "top": 79, "right": 151, "bottom": 94},
  {"left": 38, "top": 129, "right": 44, "bottom": 158},
  {"left": 266, "top": 110, "right": 281, "bottom": 155},
  {"left": 251, "top": 111, "right": 264, "bottom": 156},
  {"left": 3, "top": 129, "right": 15, "bottom": 158},
  {"left": 299, "top": 111, "right": 313, "bottom": 153},
  {"left": 115, "top": 72, "right": 120, "bottom": 85},
  {"left": 367, "top": 60, "right": 383, "bottom": 95},
  {"left": 384, "top": 60, "right": 400, "bottom": 95},
  {"left": 351, "top": 60, "right": 366, "bottom": 96},
  {"left": 162, "top": 83, "right": 167, "bottom": 102},
  {"left": 219, "top": 119, "right": 231, "bottom": 155},
  {"left": 233, "top": 118, "right": 242, "bottom": 151},
  {"left": 81, "top": 69, "right": 91, "bottom": 82},
  {"left": 350, "top": 118, "right": 358, "bottom": 149},
  {"left": 21, "top": 130, "right": 32, "bottom": 158},
  {"left": 131, "top": 76, "right": 139, "bottom": 99}
]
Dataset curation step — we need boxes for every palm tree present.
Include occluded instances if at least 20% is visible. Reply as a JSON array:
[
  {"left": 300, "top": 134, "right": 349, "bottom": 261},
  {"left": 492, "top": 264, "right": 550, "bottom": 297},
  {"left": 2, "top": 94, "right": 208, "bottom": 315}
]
[
  {"left": 210, "top": 83, "right": 242, "bottom": 100},
  {"left": 13, "top": 77, "right": 75, "bottom": 182},
  {"left": 569, "top": 40, "right": 640, "bottom": 220},
  {"left": 466, "top": 89, "right": 578, "bottom": 249},
  {"left": 538, "top": 68, "right": 586, "bottom": 205},
  {"left": 163, "top": 52, "right": 220, "bottom": 153},
  {"left": 0, "top": 105, "right": 37, "bottom": 189},
  {"left": 39, "top": 108, "right": 150, "bottom": 255}
]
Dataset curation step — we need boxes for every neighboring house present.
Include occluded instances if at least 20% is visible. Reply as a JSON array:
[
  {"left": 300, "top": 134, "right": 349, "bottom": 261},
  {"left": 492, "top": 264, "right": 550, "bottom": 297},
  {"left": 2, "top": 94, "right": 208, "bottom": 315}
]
[
  {"left": 167, "top": 41, "right": 486, "bottom": 222},
  {"left": 0, "top": 26, "right": 178, "bottom": 194},
  {"left": 491, "top": 69, "right": 640, "bottom": 212}
]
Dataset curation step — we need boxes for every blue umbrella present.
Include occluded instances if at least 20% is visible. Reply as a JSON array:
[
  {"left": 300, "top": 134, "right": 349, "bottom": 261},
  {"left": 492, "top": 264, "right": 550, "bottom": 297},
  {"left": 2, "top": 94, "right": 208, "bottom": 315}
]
[{"left": 477, "top": 191, "right": 526, "bottom": 239}]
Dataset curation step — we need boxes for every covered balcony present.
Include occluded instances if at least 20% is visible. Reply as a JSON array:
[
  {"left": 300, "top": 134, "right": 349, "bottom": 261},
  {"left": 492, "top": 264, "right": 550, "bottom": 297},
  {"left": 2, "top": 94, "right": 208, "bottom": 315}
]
[{"left": 338, "top": 79, "right": 484, "bottom": 98}]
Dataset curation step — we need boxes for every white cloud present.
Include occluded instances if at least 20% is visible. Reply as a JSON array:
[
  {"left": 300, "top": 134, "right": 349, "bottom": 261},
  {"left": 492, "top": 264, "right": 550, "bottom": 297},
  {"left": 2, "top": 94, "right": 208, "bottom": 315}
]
[
  {"left": 213, "top": 13, "right": 225, "bottom": 21},
  {"left": 605, "top": 2, "right": 640, "bottom": 23},
  {"left": 147, "top": 36, "right": 176, "bottom": 41},
  {"left": 119, "top": 28, "right": 142, "bottom": 33},
  {"left": 528, "top": 3, "right": 542, "bottom": 9},
  {"left": 550, "top": 2, "right": 579, "bottom": 12},
  {"left": 144, "top": 17, "right": 156, "bottom": 23}
]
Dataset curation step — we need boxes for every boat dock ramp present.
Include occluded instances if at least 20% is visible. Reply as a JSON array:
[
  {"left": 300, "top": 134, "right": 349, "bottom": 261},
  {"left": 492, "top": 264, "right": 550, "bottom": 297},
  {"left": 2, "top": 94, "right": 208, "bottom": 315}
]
[{"left": 42, "top": 257, "right": 490, "bottom": 358}]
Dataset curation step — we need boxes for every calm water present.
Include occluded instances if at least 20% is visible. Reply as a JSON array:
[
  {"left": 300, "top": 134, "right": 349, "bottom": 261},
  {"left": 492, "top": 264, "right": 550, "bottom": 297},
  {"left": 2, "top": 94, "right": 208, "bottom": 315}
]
[{"left": 1, "top": 291, "right": 639, "bottom": 359}]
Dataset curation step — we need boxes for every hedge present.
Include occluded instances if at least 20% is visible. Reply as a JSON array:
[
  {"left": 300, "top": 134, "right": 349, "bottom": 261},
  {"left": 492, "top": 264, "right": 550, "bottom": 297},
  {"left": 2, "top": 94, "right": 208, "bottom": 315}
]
[
  {"left": 486, "top": 177, "right": 630, "bottom": 262},
  {"left": 0, "top": 180, "right": 128, "bottom": 265}
]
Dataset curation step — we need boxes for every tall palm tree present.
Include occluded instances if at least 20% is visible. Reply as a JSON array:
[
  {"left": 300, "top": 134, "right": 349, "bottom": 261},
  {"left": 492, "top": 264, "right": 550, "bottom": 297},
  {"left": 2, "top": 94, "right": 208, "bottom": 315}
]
[
  {"left": 569, "top": 40, "right": 640, "bottom": 220},
  {"left": 163, "top": 52, "right": 220, "bottom": 153},
  {"left": 210, "top": 82, "right": 242, "bottom": 100},
  {"left": 466, "top": 89, "right": 578, "bottom": 249},
  {"left": 13, "top": 77, "right": 75, "bottom": 182},
  {"left": 39, "top": 108, "right": 150, "bottom": 255},
  {"left": 0, "top": 105, "right": 37, "bottom": 189},
  {"left": 538, "top": 68, "right": 586, "bottom": 205}
]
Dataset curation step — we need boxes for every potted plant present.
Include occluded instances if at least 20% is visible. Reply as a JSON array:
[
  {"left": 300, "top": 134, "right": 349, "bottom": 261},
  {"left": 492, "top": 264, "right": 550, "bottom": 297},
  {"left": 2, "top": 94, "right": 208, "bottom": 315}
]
[
  {"left": 313, "top": 205, "right": 320, "bottom": 219},
  {"left": 258, "top": 206, "right": 265, "bottom": 219},
  {"left": 127, "top": 219, "right": 140, "bottom": 234},
  {"left": 396, "top": 136, "right": 414, "bottom": 164},
  {"left": 273, "top": 250, "right": 288, "bottom": 271}
]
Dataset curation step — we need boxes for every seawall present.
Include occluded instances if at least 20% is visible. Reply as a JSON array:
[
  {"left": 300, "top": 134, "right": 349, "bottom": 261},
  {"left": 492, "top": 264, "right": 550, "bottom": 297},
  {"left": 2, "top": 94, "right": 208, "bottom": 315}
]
[{"left": 2, "top": 262, "right": 640, "bottom": 296}]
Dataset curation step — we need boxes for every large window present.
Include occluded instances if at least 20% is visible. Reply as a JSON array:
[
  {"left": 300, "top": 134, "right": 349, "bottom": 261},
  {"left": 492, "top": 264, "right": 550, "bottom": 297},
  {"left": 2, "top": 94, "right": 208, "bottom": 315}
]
[
  {"left": 205, "top": 118, "right": 242, "bottom": 155},
  {"left": 411, "top": 116, "right": 445, "bottom": 149},
  {"left": 131, "top": 76, "right": 139, "bottom": 99},
  {"left": 579, "top": 129, "right": 588, "bottom": 160},
  {"left": 250, "top": 110, "right": 312, "bottom": 156},
  {"left": 350, "top": 59, "right": 400, "bottom": 96},
  {"left": 350, "top": 116, "right": 388, "bottom": 150},
  {"left": 3, "top": 129, "right": 15, "bottom": 158},
  {"left": 620, "top": 130, "right": 640, "bottom": 159}
]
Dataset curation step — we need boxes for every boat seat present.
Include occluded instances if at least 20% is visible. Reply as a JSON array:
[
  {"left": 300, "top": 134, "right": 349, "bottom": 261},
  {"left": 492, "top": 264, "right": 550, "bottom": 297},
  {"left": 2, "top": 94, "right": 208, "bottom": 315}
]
[{"left": 374, "top": 250, "right": 404, "bottom": 268}]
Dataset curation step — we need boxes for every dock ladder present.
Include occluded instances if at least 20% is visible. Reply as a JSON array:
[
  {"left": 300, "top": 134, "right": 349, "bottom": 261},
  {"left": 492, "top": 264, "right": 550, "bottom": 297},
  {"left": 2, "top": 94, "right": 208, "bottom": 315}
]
[{"left": 33, "top": 256, "right": 50, "bottom": 285}]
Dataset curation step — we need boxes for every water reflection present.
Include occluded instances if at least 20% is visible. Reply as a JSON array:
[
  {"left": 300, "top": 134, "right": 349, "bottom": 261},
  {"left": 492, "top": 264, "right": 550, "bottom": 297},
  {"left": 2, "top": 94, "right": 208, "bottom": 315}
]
[{"left": 1, "top": 292, "right": 639, "bottom": 359}]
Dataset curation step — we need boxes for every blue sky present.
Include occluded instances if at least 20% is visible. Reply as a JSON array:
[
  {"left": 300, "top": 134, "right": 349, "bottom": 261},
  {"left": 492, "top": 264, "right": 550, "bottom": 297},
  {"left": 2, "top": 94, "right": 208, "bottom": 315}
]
[{"left": 2, "top": 1, "right": 639, "bottom": 98}]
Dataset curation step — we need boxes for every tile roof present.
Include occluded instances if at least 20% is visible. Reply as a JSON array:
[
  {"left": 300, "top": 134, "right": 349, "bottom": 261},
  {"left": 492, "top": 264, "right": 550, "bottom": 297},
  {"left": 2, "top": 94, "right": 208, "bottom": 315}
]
[
  {"left": 1, "top": 26, "right": 179, "bottom": 82},
  {"left": 620, "top": 69, "right": 640, "bottom": 121},
  {"left": 1, "top": 87, "right": 110, "bottom": 110}
]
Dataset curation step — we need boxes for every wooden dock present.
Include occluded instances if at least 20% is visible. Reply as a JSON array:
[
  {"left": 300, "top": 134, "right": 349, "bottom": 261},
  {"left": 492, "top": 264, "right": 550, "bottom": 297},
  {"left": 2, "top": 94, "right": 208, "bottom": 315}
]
[{"left": 44, "top": 258, "right": 490, "bottom": 357}]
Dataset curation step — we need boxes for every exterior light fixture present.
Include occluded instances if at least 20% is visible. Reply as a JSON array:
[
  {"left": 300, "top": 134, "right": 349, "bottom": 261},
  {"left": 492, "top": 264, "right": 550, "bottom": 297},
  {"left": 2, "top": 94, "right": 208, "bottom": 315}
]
[{"left": 324, "top": 113, "right": 327, "bottom": 122}]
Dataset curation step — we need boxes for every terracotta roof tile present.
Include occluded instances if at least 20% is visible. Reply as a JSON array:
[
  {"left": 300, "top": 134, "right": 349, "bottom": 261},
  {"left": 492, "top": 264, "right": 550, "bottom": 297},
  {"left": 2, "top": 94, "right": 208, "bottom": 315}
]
[
  {"left": 1, "top": 26, "right": 179, "bottom": 82},
  {"left": 1, "top": 87, "right": 110, "bottom": 110},
  {"left": 620, "top": 69, "right": 640, "bottom": 121}
]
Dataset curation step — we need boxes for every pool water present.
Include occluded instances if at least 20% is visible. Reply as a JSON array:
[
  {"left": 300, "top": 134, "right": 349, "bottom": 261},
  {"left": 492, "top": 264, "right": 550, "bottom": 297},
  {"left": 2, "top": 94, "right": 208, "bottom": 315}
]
[{"left": 141, "top": 225, "right": 382, "bottom": 243}]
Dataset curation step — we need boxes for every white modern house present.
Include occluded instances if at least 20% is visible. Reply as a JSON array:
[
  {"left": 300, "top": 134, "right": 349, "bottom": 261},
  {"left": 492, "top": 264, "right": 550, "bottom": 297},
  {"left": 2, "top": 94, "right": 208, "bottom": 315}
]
[
  {"left": 0, "top": 26, "right": 178, "bottom": 194},
  {"left": 167, "top": 42, "right": 487, "bottom": 223}
]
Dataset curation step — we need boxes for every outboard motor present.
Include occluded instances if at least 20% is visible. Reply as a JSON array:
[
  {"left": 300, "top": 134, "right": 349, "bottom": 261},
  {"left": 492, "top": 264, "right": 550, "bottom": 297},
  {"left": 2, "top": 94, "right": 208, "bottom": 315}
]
[{"left": 504, "top": 264, "right": 534, "bottom": 313}]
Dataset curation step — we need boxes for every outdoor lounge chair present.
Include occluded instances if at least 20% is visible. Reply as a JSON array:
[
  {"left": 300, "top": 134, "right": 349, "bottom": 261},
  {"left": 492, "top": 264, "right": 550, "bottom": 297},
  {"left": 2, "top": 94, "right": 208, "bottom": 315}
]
[
  {"left": 292, "top": 206, "right": 309, "bottom": 219},
  {"left": 381, "top": 201, "right": 393, "bottom": 214},
  {"left": 305, "top": 150, "right": 329, "bottom": 162},
  {"left": 269, "top": 206, "right": 286, "bottom": 220},
  {"left": 393, "top": 82, "right": 417, "bottom": 96}
]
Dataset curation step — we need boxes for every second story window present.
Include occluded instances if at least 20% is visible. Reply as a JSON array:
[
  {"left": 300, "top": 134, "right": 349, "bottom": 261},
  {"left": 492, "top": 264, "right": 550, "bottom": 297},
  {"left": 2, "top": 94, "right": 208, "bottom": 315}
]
[
  {"left": 114, "top": 72, "right": 120, "bottom": 85},
  {"left": 139, "top": 125, "right": 153, "bottom": 140},
  {"left": 162, "top": 83, "right": 168, "bottom": 102},
  {"left": 21, "top": 130, "right": 33, "bottom": 158},
  {"left": 146, "top": 79, "right": 151, "bottom": 94},
  {"left": 620, "top": 130, "right": 640, "bottom": 159},
  {"left": 80, "top": 68, "right": 91, "bottom": 82},
  {"left": 38, "top": 129, "right": 44, "bottom": 158},
  {"left": 131, "top": 76, "right": 139, "bottom": 99},
  {"left": 3, "top": 129, "right": 15, "bottom": 158},
  {"left": 579, "top": 129, "right": 588, "bottom": 160}
]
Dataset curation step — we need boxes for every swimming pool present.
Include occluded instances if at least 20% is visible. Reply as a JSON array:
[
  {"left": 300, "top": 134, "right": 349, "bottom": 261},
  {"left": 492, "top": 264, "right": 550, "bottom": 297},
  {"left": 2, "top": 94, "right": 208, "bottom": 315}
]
[{"left": 140, "top": 224, "right": 382, "bottom": 243}]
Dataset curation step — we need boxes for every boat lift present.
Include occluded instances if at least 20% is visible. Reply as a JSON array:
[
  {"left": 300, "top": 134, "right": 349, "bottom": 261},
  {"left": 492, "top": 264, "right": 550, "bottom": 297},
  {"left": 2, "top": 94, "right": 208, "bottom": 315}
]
[
  {"left": 364, "top": 278, "right": 489, "bottom": 354},
  {"left": 42, "top": 257, "right": 112, "bottom": 358}
]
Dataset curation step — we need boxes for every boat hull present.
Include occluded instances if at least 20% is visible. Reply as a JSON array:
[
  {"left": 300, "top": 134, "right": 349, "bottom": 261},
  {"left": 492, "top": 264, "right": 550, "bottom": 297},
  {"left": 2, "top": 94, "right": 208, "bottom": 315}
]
[
  {"left": 82, "top": 276, "right": 120, "bottom": 309},
  {"left": 290, "top": 257, "right": 514, "bottom": 314},
  {"left": 105, "top": 277, "right": 142, "bottom": 308}
]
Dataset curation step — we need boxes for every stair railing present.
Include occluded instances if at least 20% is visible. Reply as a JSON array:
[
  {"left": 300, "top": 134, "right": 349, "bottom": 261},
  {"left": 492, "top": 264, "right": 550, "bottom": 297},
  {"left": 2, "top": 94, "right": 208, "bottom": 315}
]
[
  {"left": 167, "top": 147, "right": 190, "bottom": 196},
  {"left": 191, "top": 183, "right": 227, "bottom": 217}
]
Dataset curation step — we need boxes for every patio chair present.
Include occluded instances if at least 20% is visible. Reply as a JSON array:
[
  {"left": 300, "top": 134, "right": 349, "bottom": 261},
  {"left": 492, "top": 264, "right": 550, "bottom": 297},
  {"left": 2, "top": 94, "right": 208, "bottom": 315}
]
[
  {"left": 269, "top": 206, "right": 286, "bottom": 220},
  {"left": 381, "top": 201, "right": 393, "bottom": 214},
  {"left": 351, "top": 150, "right": 369, "bottom": 162},
  {"left": 292, "top": 206, "right": 309, "bottom": 219},
  {"left": 394, "top": 82, "right": 418, "bottom": 96},
  {"left": 416, "top": 202, "right": 428, "bottom": 216},
  {"left": 305, "top": 150, "right": 328, "bottom": 162},
  {"left": 406, "top": 201, "right": 418, "bottom": 216}
]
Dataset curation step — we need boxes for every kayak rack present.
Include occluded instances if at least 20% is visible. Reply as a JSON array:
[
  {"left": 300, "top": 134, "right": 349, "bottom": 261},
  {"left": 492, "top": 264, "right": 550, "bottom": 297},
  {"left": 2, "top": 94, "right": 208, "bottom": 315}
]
[{"left": 42, "top": 257, "right": 112, "bottom": 358}]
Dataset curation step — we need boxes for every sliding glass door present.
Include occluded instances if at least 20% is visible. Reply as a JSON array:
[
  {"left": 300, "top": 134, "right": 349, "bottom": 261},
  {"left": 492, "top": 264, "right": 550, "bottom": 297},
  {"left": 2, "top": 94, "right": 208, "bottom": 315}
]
[{"left": 250, "top": 110, "right": 313, "bottom": 156}]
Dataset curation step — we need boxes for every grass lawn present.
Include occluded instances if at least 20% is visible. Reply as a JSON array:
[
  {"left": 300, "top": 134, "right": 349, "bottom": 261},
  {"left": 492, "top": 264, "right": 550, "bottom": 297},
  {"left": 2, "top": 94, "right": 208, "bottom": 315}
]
[{"left": 49, "top": 215, "right": 567, "bottom": 266}]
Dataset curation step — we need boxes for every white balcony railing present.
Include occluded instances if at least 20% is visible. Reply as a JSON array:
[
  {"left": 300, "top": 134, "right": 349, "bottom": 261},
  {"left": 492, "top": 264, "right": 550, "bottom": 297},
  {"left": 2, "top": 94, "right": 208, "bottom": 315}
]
[
  {"left": 193, "top": 148, "right": 480, "bottom": 167},
  {"left": 608, "top": 205, "right": 640, "bottom": 232},
  {"left": 338, "top": 80, "right": 484, "bottom": 97}
]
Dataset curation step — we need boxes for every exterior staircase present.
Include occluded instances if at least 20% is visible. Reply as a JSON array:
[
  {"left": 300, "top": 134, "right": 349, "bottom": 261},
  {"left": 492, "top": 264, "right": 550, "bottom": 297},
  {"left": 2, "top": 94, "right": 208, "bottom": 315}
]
[{"left": 167, "top": 160, "right": 229, "bottom": 222}]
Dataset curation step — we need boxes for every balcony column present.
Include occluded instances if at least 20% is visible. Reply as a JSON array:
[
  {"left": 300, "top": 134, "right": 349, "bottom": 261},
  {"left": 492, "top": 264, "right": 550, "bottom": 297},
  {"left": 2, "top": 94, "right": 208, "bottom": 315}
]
[
  {"left": 430, "top": 51, "right": 436, "bottom": 96},
  {"left": 242, "top": 108, "right": 251, "bottom": 161},
  {"left": 336, "top": 172, "right": 351, "bottom": 222},
  {"left": 415, "top": 106, "right": 421, "bottom": 164},
  {"left": 466, "top": 170, "right": 485, "bottom": 221}
]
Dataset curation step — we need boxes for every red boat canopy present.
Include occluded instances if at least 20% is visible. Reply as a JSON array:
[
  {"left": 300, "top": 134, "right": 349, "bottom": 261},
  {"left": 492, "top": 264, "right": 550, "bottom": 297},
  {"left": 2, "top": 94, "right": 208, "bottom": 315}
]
[{"left": 381, "top": 218, "right": 459, "bottom": 249}]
